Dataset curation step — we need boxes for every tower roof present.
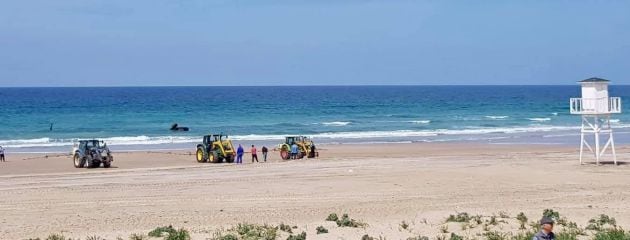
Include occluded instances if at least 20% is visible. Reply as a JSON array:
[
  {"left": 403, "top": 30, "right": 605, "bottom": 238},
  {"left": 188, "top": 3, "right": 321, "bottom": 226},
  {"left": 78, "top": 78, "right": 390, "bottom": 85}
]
[{"left": 579, "top": 77, "right": 610, "bottom": 83}]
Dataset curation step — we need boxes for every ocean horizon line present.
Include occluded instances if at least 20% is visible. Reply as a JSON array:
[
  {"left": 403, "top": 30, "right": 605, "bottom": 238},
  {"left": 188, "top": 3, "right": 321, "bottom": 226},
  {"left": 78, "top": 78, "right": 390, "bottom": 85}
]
[{"left": 3, "top": 84, "right": 630, "bottom": 88}]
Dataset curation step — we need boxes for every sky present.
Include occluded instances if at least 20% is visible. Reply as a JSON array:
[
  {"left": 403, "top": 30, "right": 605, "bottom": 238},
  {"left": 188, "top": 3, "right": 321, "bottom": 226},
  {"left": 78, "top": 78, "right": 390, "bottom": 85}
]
[{"left": 1, "top": 0, "right": 629, "bottom": 87}]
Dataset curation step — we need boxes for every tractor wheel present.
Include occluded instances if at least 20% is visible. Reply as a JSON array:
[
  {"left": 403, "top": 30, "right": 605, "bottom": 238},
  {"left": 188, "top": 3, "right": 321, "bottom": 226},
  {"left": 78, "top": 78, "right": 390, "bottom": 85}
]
[
  {"left": 103, "top": 158, "right": 111, "bottom": 168},
  {"left": 209, "top": 152, "right": 220, "bottom": 163},
  {"left": 225, "top": 155, "right": 235, "bottom": 163},
  {"left": 280, "top": 150, "right": 290, "bottom": 160},
  {"left": 196, "top": 147, "right": 207, "bottom": 163},
  {"left": 85, "top": 155, "right": 95, "bottom": 168},
  {"left": 90, "top": 159, "right": 101, "bottom": 168},
  {"left": 73, "top": 154, "right": 84, "bottom": 168},
  {"left": 297, "top": 152, "right": 305, "bottom": 159}
]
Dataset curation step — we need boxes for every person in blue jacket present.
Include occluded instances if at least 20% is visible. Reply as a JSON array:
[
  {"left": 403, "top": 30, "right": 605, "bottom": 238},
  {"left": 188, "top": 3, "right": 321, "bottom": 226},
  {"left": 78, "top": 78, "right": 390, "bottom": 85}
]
[
  {"left": 236, "top": 144, "right": 244, "bottom": 164},
  {"left": 291, "top": 143, "right": 299, "bottom": 159}
]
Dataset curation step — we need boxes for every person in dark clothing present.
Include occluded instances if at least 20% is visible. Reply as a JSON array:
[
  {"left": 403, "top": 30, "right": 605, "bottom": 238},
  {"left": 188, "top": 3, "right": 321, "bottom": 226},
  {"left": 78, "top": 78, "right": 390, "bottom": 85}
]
[
  {"left": 262, "top": 146, "right": 268, "bottom": 162},
  {"left": 251, "top": 145, "right": 259, "bottom": 163},
  {"left": 309, "top": 144, "right": 316, "bottom": 158},
  {"left": 0, "top": 146, "right": 5, "bottom": 162},
  {"left": 533, "top": 217, "right": 555, "bottom": 240},
  {"left": 236, "top": 144, "right": 244, "bottom": 164}
]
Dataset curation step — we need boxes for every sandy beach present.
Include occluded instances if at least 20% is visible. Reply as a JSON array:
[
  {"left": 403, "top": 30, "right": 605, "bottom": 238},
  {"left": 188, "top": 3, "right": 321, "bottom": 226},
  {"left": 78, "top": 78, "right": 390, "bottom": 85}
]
[{"left": 0, "top": 143, "right": 629, "bottom": 239}]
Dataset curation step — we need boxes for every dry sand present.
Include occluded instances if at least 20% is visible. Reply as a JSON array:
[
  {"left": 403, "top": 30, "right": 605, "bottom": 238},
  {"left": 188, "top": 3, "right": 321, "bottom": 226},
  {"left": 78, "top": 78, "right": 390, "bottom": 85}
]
[{"left": 1, "top": 143, "right": 629, "bottom": 239}]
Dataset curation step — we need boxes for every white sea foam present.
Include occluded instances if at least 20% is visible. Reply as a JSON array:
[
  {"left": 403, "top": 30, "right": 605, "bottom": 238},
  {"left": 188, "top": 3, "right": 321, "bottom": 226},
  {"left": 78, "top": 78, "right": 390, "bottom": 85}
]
[
  {"left": 320, "top": 121, "right": 351, "bottom": 126},
  {"left": 610, "top": 119, "right": 621, "bottom": 123},
  {"left": 551, "top": 112, "right": 559, "bottom": 116},
  {"left": 408, "top": 120, "right": 431, "bottom": 124},
  {"left": 485, "top": 116, "right": 509, "bottom": 120},
  {"left": 4, "top": 124, "right": 630, "bottom": 149},
  {"left": 528, "top": 118, "right": 551, "bottom": 122}
]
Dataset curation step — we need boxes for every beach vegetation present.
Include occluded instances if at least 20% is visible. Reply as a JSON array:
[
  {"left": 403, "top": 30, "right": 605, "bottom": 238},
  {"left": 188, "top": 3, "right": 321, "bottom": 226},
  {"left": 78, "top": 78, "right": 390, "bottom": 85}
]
[
  {"left": 148, "top": 225, "right": 178, "bottom": 238},
  {"left": 286, "top": 231, "right": 306, "bottom": 240},
  {"left": 449, "top": 233, "right": 464, "bottom": 240},
  {"left": 407, "top": 236, "right": 429, "bottom": 240},
  {"left": 400, "top": 220, "right": 410, "bottom": 230},
  {"left": 587, "top": 215, "right": 617, "bottom": 231},
  {"left": 516, "top": 212, "right": 528, "bottom": 230},
  {"left": 593, "top": 227, "right": 630, "bottom": 240},
  {"left": 446, "top": 212, "right": 472, "bottom": 223},
  {"left": 440, "top": 224, "right": 449, "bottom": 233},
  {"left": 316, "top": 225, "right": 328, "bottom": 234},
  {"left": 361, "top": 234, "right": 386, "bottom": 240},
  {"left": 335, "top": 213, "right": 367, "bottom": 228},
  {"left": 164, "top": 228, "right": 190, "bottom": 240},
  {"left": 326, "top": 213, "right": 339, "bottom": 221},
  {"left": 85, "top": 236, "right": 104, "bottom": 240},
  {"left": 483, "top": 231, "right": 508, "bottom": 240},
  {"left": 129, "top": 233, "right": 148, "bottom": 240},
  {"left": 278, "top": 223, "right": 293, "bottom": 233},
  {"left": 542, "top": 209, "right": 560, "bottom": 221},
  {"left": 498, "top": 211, "right": 510, "bottom": 219},
  {"left": 232, "top": 223, "right": 278, "bottom": 240}
]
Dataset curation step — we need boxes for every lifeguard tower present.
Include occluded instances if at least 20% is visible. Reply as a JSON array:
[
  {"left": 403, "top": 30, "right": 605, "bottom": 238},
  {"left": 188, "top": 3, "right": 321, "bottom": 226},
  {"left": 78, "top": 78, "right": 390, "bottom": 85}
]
[{"left": 570, "top": 77, "right": 622, "bottom": 165}]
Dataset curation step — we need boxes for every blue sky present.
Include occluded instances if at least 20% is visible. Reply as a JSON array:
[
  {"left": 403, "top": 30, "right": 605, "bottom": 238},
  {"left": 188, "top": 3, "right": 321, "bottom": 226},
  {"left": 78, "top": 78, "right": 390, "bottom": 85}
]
[{"left": 1, "top": 0, "right": 629, "bottom": 86}]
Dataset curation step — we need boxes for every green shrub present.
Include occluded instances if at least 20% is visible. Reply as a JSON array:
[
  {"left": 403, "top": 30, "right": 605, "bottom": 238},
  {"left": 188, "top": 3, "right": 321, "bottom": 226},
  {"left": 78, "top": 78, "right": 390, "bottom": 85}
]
[
  {"left": 587, "top": 215, "right": 618, "bottom": 231},
  {"left": 555, "top": 232, "right": 577, "bottom": 240},
  {"left": 407, "top": 236, "right": 429, "bottom": 240},
  {"left": 129, "top": 233, "right": 148, "bottom": 240},
  {"left": 316, "top": 226, "right": 328, "bottom": 234},
  {"left": 165, "top": 228, "right": 190, "bottom": 240},
  {"left": 45, "top": 234, "right": 67, "bottom": 240},
  {"left": 517, "top": 212, "right": 528, "bottom": 230},
  {"left": 449, "top": 233, "right": 463, "bottom": 240},
  {"left": 335, "top": 214, "right": 366, "bottom": 228},
  {"left": 361, "top": 235, "right": 386, "bottom": 240},
  {"left": 542, "top": 209, "right": 560, "bottom": 221},
  {"left": 446, "top": 212, "right": 471, "bottom": 223},
  {"left": 286, "top": 231, "right": 306, "bottom": 240},
  {"left": 400, "top": 220, "right": 410, "bottom": 230},
  {"left": 511, "top": 231, "right": 536, "bottom": 240},
  {"left": 279, "top": 223, "right": 293, "bottom": 233},
  {"left": 326, "top": 213, "right": 339, "bottom": 221},
  {"left": 484, "top": 231, "right": 508, "bottom": 240},
  {"left": 593, "top": 227, "right": 630, "bottom": 240},
  {"left": 232, "top": 223, "right": 278, "bottom": 240},
  {"left": 148, "top": 225, "right": 177, "bottom": 237}
]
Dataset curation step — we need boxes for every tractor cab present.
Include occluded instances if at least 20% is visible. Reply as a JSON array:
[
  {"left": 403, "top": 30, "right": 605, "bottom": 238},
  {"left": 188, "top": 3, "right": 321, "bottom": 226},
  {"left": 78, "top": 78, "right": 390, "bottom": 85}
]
[{"left": 78, "top": 140, "right": 103, "bottom": 151}]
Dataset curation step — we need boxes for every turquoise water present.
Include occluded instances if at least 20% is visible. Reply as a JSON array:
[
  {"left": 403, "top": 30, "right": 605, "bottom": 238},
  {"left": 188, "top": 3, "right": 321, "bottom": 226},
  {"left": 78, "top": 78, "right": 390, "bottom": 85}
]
[{"left": 1, "top": 86, "right": 629, "bottom": 152}]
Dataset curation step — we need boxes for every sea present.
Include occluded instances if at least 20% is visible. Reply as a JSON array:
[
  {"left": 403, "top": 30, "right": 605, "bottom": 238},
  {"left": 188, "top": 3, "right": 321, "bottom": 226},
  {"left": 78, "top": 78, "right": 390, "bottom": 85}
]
[{"left": 1, "top": 86, "right": 629, "bottom": 153}]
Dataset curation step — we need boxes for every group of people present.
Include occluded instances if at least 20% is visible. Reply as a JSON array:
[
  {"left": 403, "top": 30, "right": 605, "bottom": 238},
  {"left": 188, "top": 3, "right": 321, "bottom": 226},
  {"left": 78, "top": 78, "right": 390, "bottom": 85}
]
[
  {"left": 232, "top": 142, "right": 315, "bottom": 164},
  {"left": 234, "top": 144, "right": 269, "bottom": 164}
]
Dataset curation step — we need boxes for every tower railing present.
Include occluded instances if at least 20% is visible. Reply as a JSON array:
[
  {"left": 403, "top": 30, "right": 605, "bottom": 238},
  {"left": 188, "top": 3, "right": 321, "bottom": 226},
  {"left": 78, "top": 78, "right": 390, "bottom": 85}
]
[{"left": 570, "top": 97, "right": 621, "bottom": 114}]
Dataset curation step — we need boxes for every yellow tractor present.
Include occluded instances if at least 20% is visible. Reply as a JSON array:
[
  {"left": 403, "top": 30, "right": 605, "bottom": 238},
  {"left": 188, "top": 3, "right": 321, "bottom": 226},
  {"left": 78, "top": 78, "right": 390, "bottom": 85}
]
[
  {"left": 196, "top": 134, "right": 235, "bottom": 163},
  {"left": 278, "top": 136, "right": 318, "bottom": 160}
]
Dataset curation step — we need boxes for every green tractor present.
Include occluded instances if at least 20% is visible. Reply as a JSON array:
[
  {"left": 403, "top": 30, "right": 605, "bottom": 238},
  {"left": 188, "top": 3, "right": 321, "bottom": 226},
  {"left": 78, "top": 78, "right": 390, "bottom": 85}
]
[
  {"left": 196, "top": 134, "right": 236, "bottom": 163},
  {"left": 278, "top": 136, "right": 318, "bottom": 160}
]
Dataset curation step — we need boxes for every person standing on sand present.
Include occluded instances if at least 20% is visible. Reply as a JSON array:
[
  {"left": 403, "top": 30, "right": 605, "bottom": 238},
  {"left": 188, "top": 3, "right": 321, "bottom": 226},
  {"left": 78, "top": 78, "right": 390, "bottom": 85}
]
[
  {"left": 251, "top": 145, "right": 258, "bottom": 163},
  {"left": 262, "top": 146, "right": 268, "bottom": 162},
  {"left": 533, "top": 217, "right": 555, "bottom": 240},
  {"left": 236, "top": 144, "right": 244, "bottom": 164},
  {"left": 0, "top": 146, "right": 5, "bottom": 162},
  {"left": 291, "top": 143, "right": 299, "bottom": 159}
]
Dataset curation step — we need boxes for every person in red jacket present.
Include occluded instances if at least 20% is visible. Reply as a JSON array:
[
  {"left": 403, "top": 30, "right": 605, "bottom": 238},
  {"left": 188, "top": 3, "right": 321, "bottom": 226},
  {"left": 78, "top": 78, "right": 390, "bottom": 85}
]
[{"left": 251, "top": 145, "right": 259, "bottom": 163}]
